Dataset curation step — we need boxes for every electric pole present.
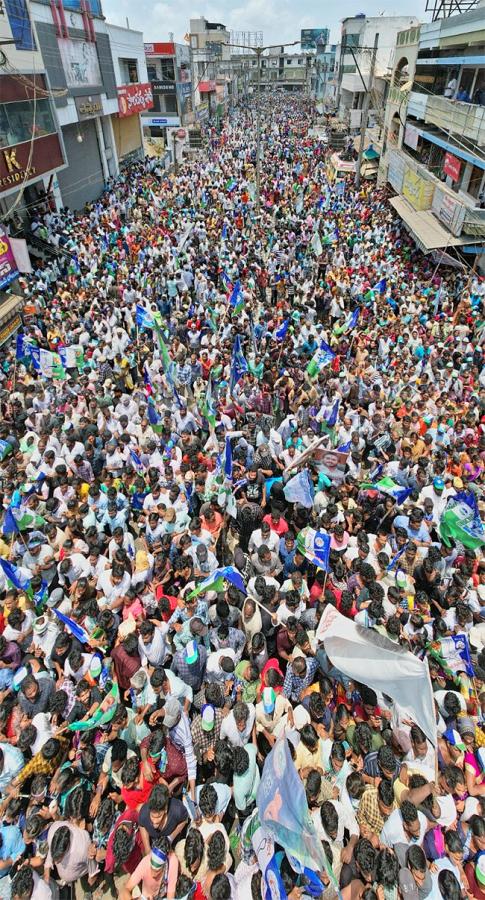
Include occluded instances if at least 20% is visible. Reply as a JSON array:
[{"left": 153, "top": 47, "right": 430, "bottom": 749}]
[{"left": 355, "top": 32, "right": 379, "bottom": 190}]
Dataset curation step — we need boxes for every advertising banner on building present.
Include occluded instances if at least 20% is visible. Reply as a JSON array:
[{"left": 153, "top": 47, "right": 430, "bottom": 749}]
[
  {"left": 0, "top": 226, "right": 19, "bottom": 290},
  {"left": 404, "top": 124, "right": 419, "bottom": 151},
  {"left": 431, "top": 186, "right": 465, "bottom": 237},
  {"left": 117, "top": 83, "right": 154, "bottom": 117},
  {"left": 0, "top": 135, "right": 65, "bottom": 196},
  {"left": 301, "top": 28, "right": 329, "bottom": 49},
  {"left": 144, "top": 42, "right": 175, "bottom": 56},
  {"left": 443, "top": 152, "right": 462, "bottom": 183},
  {"left": 58, "top": 38, "right": 102, "bottom": 88},
  {"left": 387, "top": 151, "right": 407, "bottom": 193},
  {"left": 151, "top": 81, "right": 176, "bottom": 95},
  {"left": 402, "top": 167, "right": 434, "bottom": 210},
  {"left": 9, "top": 238, "right": 32, "bottom": 274}
]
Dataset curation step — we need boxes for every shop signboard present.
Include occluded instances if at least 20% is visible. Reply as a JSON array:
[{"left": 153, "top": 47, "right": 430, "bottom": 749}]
[
  {"left": 402, "top": 167, "right": 434, "bottom": 210},
  {"left": 117, "top": 83, "right": 154, "bottom": 117}
]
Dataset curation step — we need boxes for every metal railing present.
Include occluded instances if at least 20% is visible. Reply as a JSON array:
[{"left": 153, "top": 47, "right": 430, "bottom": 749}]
[{"left": 424, "top": 95, "right": 485, "bottom": 147}]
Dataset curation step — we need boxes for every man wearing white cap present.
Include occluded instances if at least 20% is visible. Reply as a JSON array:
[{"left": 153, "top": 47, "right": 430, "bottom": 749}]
[{"left": 255, "top": 687, "right": 294, "bottom": 753}]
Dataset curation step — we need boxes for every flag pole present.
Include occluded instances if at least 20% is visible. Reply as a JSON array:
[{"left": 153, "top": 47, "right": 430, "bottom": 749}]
[{"left": 252, "top": 596, "right": 277, "bottom": 619}]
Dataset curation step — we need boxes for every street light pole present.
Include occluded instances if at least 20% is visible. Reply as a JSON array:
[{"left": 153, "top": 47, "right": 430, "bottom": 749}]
[{"left": 173, "top": 131, "right": 178, "bottom": 174}]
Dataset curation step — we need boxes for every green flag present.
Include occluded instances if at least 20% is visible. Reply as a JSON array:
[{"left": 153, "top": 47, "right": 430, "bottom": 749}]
[
  {"left": 439, "top": 493, "right": 485, "bottom": 550},
  {"left": 12, "top": 509, "right": 46, "bottom": 531},
  {"left": 187, "top": 574, "right": 225, "bottom": 600},
  {"left": 68, "top": 681, "right": 119, "bottom": 732}
]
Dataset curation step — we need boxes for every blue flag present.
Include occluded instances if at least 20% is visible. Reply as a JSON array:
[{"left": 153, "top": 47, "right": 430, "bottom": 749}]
[
  {"left": 274, "top": 319, "right": 289, "bottom": 342},
  {"left": 53, "top": 609, "right": 90, "bottom": 644},
  {"left": 224, "top": 435, "right": 233, "bottom": 481},
  {"left": 370, "top": 463, "right": 384, "bottom": 482},
  {"left": 297, "top": 527, "right": 331, "bottom": 572},
  {"left": 16, "top": 334, "right": 34, "bottom": 361},
  {"left": 221, "top": 271, "right": 233, "bottom": 292},
  {"left": 135, "top": 305, "right": 154, "bottom": 329},
  {"left": 395, "top": 486, "right": 413, "bottom": 505},
  {"left": 251, "top": 825, "right": 288, "bottom": 900},
  {"left": 374, "top": 277, "right": 387, "bottom": 294},
  {"left": 22, "top": 473, "right": 46, "bottom": 502},
  {"left": 387, "top": 546, "right": 406, "bottom": 571},
  {"left": 348, "top": 308, "right": 360, "bottom": 330},
  {"left": 287, "top": 855, "right": 325, "bottom": 898},
  {"left": 230, "top": 335, "right": 248, "bottom": 394},
  {"left": 326, "top": 399, "right": 340, "bottom": 429},
  {"left": 2, "top": 508, "right": 20, "bottom": 536},
  {"left": 129, "top": 449, "right": 143, "bottom": 470},
  {"left": 0, "top": 558, "right": 31, "bottom": 594},
  {"left": 337, "top": 441, "right": 351, "bottom": 453},
  {"left": 283, "top": 470, "right": 314, "bottom": 509},
  {"left": 219, "top": 565, "right": 247, "bottom": 594},
  {"left": 147, "top": 399, "right": 163, "bottom": 434},
  {"left": 229, "top": 281, "right": 244, "bottom": 312},
  {"left": 439, "top": 634, "right": 475, "bottom": 678},
  {"left": 257, "top": 738, "right": 332, "bottom": 875},
  {"left": 222, "top": 223, "right": 228, "bottom": 240}
]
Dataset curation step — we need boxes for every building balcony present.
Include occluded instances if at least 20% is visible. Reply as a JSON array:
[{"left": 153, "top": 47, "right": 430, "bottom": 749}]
[{"left": 423, "top": 94, "right": 485, "bottom": 148}]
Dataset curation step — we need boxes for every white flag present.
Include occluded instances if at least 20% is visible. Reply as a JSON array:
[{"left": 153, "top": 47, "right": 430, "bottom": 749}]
[{"left": 316, "top": 606, "right": 437, "bottom": 746}]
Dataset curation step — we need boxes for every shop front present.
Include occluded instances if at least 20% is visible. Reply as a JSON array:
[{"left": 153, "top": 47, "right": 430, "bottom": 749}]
[
  {"left": 0, "top": 75, "right": 66, "bottom": 216},
  {"left": 114, "top": 83, "right": 153, "bottom": 164}
]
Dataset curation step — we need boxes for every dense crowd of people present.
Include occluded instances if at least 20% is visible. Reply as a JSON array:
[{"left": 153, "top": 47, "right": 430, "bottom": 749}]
[{"left": 0, "top": 95, "right": 483, "bottom": 900}]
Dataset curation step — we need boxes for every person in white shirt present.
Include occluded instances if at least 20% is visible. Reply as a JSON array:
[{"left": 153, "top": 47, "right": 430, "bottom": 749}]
[
  {"left": 380, "top": 802, "right": 427, "bottom": 848},
  {"left": 96, "top": 567, "right": 131, "bottom": 610},
  {"left": 248, "top": 522, "right": 280, "bottom": 556},
  {"left": 220, "top": 702, "right": 255, "bottom": 748}
]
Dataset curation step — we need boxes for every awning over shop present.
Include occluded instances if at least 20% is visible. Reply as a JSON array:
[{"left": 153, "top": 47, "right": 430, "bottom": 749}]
[{"left": 389, "top": 195, "right": 479, "bottom": 253}]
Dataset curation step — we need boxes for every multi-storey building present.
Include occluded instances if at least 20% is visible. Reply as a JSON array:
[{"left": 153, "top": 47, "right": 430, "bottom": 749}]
[
  {"left": 142, "top": 41, "right": 192, "bottom": 159},
  {"left": 337, "top": 14, "right": 419, "bottom": 131},
  {"left": 381, "top": 7, "right": 485, "bottom": 268},
  {"left": 26, "top": 0, "right": 152, "bottom": 209}
]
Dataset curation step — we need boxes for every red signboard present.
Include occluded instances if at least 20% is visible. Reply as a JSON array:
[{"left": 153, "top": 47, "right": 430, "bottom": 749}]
[
  {"left": 443, "top": 152, "right": 462, "bottom": 182},
  {"left": 199, "top": 80, "right": 216, "bottom": 93},
  {"left": 117, "top": 83, "right": 154, "bottom": 118},
  {"left": 0, "top": 134, "right": 64, "bottom": 196},
  {"left": 144, "top": 42, "right": 175, "bottom": 57}
]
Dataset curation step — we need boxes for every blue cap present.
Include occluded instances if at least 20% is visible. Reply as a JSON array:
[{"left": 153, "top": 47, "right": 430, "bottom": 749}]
[{"left": 433, "top": 477, "right": 445, "bottom": 491}]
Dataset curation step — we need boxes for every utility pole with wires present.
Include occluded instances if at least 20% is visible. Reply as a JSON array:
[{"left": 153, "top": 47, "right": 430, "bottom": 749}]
[
  {"left": 225, "top": 40, "right": 299, "bottom": 215},
  {"left": 355, "top": 32, "right": 379, "bottom": 190}
]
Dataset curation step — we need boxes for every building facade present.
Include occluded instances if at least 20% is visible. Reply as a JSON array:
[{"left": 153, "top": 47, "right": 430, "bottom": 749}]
[
  {"left": 313, "top": 44, "right": 338, "bottom": 106},
  {"left": 107, "top": 24, "right": 152, "bottom": 169},
  {"left": 189, "top": 18, "right": 230, "bottom": 122},
  {"left": 380, "top": 6, "right": 485, "bottom": 266},
  {"left": 337, "top": 14, "right": 419, "bottom": 131},
  {"left": 142, "top": 41, "right": 192, "bottom": 156},
  {"left": 0, "top": 0, "right": 66, "bottom": 217},
  {"left": 28, "top": 0, "right": 151, "bottom": 210}
]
